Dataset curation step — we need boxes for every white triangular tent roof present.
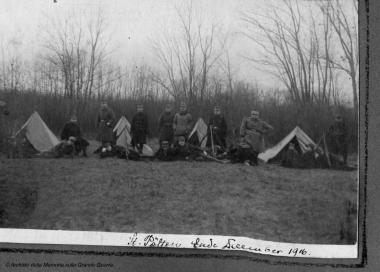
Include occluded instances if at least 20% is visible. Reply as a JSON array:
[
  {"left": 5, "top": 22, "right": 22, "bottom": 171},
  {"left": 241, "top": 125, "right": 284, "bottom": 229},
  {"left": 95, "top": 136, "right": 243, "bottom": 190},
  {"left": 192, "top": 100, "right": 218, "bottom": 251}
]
[
  {"left": 134, "top": 144, "right": 154, "bottom": 157},
  {"left": 113, "top": 116, "right": 153, "bottom": 156},
  {"left": 258, "top": 126, "right": 316, "bottom": 163},
  {"left": 113, "top": 116, "right": 131, "bottom": 148},
  {"left": 15, "top": 111, "right": 60, "bottom": 152},
  {"left": 188, "top": 118, "right": 208, "bottom": 148}
]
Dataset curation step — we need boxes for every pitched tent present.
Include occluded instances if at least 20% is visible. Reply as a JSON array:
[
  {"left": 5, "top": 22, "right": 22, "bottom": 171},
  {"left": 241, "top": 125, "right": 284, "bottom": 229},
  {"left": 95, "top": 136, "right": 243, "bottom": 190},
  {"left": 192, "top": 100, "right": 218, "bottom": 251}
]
[
  {"left": 15, "top": 111, "right": 60, "bottom": 152},
  {"left": 113, "top": 116, "right": 154, "bottom": 157},
  {"left": 258, "top": 126, "right": 316, "bottom": 163},
  {"left": 188, "top": 118, "right": 208, "bottom": 147},
  {"left": 113, "top": 116, "right": 132, "bottom": 148},
  {"left": 138, "top": 144, "right": 154, "bottom": 157}
]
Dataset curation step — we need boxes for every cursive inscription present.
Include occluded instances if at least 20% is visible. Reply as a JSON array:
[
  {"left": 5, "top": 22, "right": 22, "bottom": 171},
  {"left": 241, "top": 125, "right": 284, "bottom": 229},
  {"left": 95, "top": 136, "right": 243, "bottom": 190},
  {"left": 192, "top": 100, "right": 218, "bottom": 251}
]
[
  {"left": 190, "top": 238, "right": 218, "bottom": 249},
  {"left": 143, "top": 234, "right": 182, "bottom": 248}
]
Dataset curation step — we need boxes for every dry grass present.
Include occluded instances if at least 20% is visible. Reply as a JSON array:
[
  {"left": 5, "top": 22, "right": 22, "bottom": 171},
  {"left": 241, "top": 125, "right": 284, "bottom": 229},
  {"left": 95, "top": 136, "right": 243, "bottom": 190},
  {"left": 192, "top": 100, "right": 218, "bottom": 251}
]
[{"left": 0, "top": 141, "right": 357, "bottom": 245}]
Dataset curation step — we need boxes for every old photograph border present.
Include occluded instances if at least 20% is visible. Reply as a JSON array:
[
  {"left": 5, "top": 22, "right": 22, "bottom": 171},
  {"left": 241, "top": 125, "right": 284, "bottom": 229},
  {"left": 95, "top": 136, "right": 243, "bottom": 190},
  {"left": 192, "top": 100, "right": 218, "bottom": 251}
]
[{"left": 0, "top": 0, "right": 370, "bottom": 269}]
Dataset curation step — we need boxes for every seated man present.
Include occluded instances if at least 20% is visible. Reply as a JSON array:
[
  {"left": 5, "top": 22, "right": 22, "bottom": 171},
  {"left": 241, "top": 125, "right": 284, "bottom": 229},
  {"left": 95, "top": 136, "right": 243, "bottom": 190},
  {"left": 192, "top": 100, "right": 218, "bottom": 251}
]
[
  {"left": 54, "top": 137, "right": 76, "bottom": 158},
  {"left": 155, "top": 141, "right": 176, "bottom": 161},
  {"left": 172, "top": 136, "right": 204, "bottom": 161},
  {"left": 227, "top": 141, "right": 258, "bottom": 166},
  {"left": 281, "top": 142, "right": 329, "bottom": 169},
  {"left": 60, "top": 115, "right": 89, "bottom": 157}
]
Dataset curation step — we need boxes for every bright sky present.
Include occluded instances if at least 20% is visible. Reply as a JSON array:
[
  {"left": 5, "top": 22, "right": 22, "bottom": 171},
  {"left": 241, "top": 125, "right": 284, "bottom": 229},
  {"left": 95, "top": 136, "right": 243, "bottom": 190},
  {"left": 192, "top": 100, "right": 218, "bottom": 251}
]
[{"left": 0, "top": 0, "right": 357, "bottom": 100}]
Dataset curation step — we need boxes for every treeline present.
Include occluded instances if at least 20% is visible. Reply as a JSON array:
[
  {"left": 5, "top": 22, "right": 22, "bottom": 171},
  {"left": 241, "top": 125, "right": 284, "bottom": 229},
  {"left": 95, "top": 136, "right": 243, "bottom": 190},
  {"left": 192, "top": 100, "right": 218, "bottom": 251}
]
[
  {"left": 0, "top": 1, "right": 358, "bottom": 152},
  {"left": 0, "top": 86, "right": 357, "bottom": 153}
]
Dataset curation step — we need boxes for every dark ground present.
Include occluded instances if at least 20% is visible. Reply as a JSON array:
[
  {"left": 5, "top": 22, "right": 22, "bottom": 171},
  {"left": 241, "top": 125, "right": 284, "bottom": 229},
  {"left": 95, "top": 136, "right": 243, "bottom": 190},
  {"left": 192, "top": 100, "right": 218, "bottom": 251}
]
[{"left": 0, "top": 141, "right": 358, "bottom": 245}]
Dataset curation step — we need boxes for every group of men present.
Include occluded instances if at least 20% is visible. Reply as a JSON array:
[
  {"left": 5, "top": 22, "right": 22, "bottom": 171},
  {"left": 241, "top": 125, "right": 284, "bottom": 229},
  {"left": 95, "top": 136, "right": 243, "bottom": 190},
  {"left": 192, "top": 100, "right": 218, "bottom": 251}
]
[
  {"left": 56, "top": 100, "right": 277, "bottom": 165},
  {"left": 280, "top": 114, "right": 350, "bottom": 168},
  {"left": 1, "top": 97, "right": 350, "bottom": 167}
]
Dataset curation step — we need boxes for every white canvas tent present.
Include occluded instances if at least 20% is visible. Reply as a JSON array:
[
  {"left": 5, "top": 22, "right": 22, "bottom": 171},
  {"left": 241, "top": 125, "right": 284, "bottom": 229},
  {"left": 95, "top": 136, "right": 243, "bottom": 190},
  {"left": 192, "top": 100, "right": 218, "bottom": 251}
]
[
  {"left": 15, "top": 111, "right": 60, "bottom": 152},
  {"left": 113, "top": 116, "right": 154, "bottom": 157},
  {"left": 113, "top": 116, "right": 132, "bottom": 148},
  {"left": 188, "top": 118, "right": 208, "bottom": 148},
  {"left": 258, "top": 126, "right": 316, "bottom": 163}
]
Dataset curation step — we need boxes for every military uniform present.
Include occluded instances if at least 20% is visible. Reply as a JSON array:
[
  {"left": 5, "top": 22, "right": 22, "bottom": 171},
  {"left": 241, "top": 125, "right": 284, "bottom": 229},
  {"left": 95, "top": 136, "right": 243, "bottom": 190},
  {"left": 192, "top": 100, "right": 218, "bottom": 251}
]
[
  {"left": 206, "top": 114, "right": 227, "bottom": 148},
  {"left": 158, "top": 111, "right": 175, "bottom": 144},
  {"left": 327, "top": 118, "right": 348, "bottom": 164},
  {"left": 173, "top": 111, "right": 192, "bottom": 138},
  {"left": 227, "top": 142, "right": 258, "bottom": 165},
  {"left": 240, "top": 116, "right": 272, "bottom": 153},
  {"left": 131, "top": 112, "right": 149, "bottom": 151},
  {"left": 96, "top": 107, "right": 116, "bottom": 144},
  {"left": 171, "top": 140, "right": 203, "bottom": 161},
  {"left": 60, "top": 121, "right": 89, "bottom": 156},
  {"left": 155, "top": 143, "right": 176, "bottom": 161}
]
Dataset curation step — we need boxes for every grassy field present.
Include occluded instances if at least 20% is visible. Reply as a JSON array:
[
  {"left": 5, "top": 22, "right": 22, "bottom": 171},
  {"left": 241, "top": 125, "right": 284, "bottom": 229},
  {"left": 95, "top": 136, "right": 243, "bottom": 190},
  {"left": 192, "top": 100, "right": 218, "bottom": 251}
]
[{"left": 0, "top": 142, "right": 358, "bottom": 245}]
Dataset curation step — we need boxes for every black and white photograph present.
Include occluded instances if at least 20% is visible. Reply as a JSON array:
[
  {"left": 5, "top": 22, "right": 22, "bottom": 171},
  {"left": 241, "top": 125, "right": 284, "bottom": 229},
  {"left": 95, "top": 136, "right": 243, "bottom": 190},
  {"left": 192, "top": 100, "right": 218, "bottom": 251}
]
[{"left": 0, "top": 0, "right": 363, "bottom": 267}]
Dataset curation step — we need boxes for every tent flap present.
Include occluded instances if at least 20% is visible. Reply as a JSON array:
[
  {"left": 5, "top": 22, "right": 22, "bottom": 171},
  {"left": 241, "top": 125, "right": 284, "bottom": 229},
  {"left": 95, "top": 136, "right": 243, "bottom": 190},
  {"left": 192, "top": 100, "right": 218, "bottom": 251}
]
[
  {"left": 258, "top": 126, "right": 316, "bottom": 163},
  {"left": 188, "top": 118, "right": 208, "bottom": 147},
  {"left": 113, "top": 116, "right": 132, "bottom": 148},
  {"left": 16, "top": 111, "right": 60, "bottom": 152}
]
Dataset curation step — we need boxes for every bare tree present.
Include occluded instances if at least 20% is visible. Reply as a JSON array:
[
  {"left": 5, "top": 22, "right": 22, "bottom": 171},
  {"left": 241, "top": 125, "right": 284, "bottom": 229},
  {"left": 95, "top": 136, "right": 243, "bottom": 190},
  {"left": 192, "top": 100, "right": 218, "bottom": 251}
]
[
  {"left": 319, "top": 0, "right": 358, "bottom": 114},
  {"left": 152, "top": 1, "right": 225, "bottom": 106},
  {"left": 0, "top": 37, "right": 26, "bottom": 90},
  {"left": 241, "top": 0, "right": 342, "bottom": 107},
  {"left": 42, "top": 8, "right": 112, "bottom": 113}
]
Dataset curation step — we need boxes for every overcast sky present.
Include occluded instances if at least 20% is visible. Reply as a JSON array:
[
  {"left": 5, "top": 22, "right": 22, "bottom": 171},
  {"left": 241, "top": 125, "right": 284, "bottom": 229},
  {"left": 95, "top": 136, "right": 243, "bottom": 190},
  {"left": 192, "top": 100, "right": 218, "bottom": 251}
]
[{"left": 0, "top": 0, "right": 357, "bottom": 100}]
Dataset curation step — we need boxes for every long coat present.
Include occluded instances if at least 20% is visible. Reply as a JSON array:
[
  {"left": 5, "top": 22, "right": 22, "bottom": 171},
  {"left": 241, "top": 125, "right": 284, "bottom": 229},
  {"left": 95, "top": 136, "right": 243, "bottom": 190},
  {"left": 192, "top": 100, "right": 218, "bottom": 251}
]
[
  {"left": 206, "top": 114, "right": 227, "bottom": 148},
  {"left": 158, "top": 112, "right": 175, "bottom": 143},
  {"left": 96, "top": 107, "right": 116, "bottom": 144},
  {"left": 326, "top": 120, "right": 348, "bottom": 164},
  {"left": 61, "top": 122, "right": 82, "bottom": 140},
  {"left": 131, "top": 112, "right": 149, "bottom": 146},
  {"left": 60, "top": 121, "right": 89, "bottom": 149},
  {"left": 173, "top": 112, "right": 192, "bottom": 137},
  {"left": 240, "top": 117, "right": 272, "bottom": 153}
]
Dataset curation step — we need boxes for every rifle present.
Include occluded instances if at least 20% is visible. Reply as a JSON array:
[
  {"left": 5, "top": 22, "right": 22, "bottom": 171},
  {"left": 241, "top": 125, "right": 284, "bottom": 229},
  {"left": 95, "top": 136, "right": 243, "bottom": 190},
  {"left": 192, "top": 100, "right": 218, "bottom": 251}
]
[
  {"left": 210, "top": 124, "right": 215, "bottom": 157},
  {"left": 201, "top": 150, "right": 229, "bottom": 164}
]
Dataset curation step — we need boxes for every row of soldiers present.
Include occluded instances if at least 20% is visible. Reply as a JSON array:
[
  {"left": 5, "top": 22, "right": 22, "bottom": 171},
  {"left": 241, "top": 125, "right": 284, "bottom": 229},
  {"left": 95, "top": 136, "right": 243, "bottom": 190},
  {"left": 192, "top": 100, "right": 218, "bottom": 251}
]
[
  {"left": 59, "top": 101, "right": 275, "bottom": 164},
  {"left": 50, "top": 100, "right": 350, "bottom": 166}
]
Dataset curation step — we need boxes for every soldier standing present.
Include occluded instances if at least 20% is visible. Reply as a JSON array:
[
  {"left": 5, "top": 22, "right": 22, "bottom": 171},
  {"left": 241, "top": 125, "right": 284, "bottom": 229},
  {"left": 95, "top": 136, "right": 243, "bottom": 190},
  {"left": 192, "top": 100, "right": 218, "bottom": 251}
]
[
  {"left": 327, "top": 114, "right": 348, "bottom": 165},
  {"left": 239, "top": 110, "right": 273, "bottom": 165},
  {"left": 96, "top": 100, "right": 116, "bottom": 146},
  {"left": 158, "top": 104, "right": 175, "bottom": 146},
  {"left": 206, "top": 105, "right": 227, "bottom": 149},
  {"left": 131, "top": 104, "right": 149, "bottom": 153},
  {"left": 173, "top": 102, "right": 193, "bottom": 143}
]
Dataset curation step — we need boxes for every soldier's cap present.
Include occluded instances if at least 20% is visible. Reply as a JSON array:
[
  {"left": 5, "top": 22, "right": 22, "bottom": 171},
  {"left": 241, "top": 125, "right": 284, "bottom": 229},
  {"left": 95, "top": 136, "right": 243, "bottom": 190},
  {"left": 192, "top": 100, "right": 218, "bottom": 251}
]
[
  {"left": 214, "top": 105, "right": 221, "bottom": 110},
  {"left": 180, "top": 102, "right": 187, "bottom": 107},
  {"left": 137, "top": 104, "right": 144, "bottom": 108},
  {"left": 250, "top": 110, "right": 259, "bottom": 116}
]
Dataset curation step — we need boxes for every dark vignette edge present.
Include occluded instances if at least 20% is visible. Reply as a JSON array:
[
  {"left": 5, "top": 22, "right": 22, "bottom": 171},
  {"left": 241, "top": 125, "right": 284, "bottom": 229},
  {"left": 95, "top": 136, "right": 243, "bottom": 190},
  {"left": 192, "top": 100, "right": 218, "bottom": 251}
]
[{"left": 0, "top": 0, "right": 369, "bottom": 268}]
